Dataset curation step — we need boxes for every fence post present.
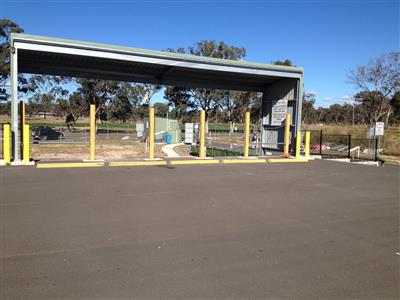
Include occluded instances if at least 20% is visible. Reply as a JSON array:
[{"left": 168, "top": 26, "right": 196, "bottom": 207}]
[
  {"left": 283, "top": 113, "right": 291, "bottom": 157},
  {"left": 149, "top": 107, "right": 155, "bottom": 159},
  {"left": 90, "top": 104, "right": 96, "bottom": 160},
  {"left": 295, "top": 131, "right": 301, "bottom": 158},
  {"left": 374, "top": 137, "right": 379, "bottom": 162},
  {"left": 199, "top": 110, "right": 206, "bottom": 159},
  {"left": 23, "top": 124, "right": 30, "bottom": 164},
  {"left": 348, "top": 134, "right": 351, "bottom": 159},
  {"left": 243, "top": 111, "right": 250, "bottom": 157},
  {"left": 3, "top": 124, "right": 11, "bottom": 164},
  {"left": 305, "top": 131, "right": 310, "bottom": 158}
]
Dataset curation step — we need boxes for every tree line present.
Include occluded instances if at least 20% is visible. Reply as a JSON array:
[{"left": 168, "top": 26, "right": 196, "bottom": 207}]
[
  {"left": 303, "top": 52, "right": 399, "bottom": 126},
  {"left": 1, "top": 19, "right": 399, "bottom": 131}
]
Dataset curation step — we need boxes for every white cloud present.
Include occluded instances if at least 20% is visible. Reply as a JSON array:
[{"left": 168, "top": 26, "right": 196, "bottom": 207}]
[
  {"left": 323, "top": 96, "right": 331, "bottom": 101},
  {"left": 340, "top": 95, "right": 353, "bottom": 100},
  {"left": 305, "top": 91, "right": 317, "bottom": 97}
]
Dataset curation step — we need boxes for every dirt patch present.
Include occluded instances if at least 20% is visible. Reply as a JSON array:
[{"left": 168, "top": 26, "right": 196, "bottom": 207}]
[{"left": 31, "top": 141, "right": 165, "bottom": 161}]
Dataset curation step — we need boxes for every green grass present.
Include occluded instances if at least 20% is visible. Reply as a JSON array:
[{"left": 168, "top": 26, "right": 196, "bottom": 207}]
[{"left": 20, "top": 121, "right": 136, "bottom": 130}]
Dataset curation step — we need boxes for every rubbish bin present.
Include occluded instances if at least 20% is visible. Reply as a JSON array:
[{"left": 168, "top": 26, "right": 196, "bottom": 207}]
[{"left": 165, "top": 133, "right": 172, "bottom": 144}]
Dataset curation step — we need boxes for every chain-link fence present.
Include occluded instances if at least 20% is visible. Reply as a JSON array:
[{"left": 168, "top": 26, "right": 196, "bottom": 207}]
[
  {"left": 206, "top": 121, "right": 263, "bottom": 156},
  {"left": 183, "top": 119, "right": 263, "bottom": 157},
  {"left": 302, "top": 130, "right": 379, "bottom": 161},
  {"left": 350, "top": 138, "right": 378, "bottom": 161},
  {"left": 320, "top": 134, "right": 351, "bottom": 158},
  {"left": 28, "top": 115, "right": 90, "bottom": 161}
]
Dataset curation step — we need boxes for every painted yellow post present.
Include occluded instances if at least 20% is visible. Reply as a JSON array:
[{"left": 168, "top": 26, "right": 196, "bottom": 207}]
[
  {"left": 23, "top": 124, "right": 30, "bottom": 163},
  {"left": 149, "top": 107, "right": 155, "bottom": 159},
  {"left": 19, "top": 101, "right": 25, "bottom": 156},
  {"left": 283, "top": 113, "right": 291, "bottom": 157},
  {"left": 199, "top": 110, "right": 206, "bottom": 159},
  {"left": 90, "top": 104, "right": 96, "bottom": 160},
  {"left": 295, "top": 131, "right": 301, "bottom": 158},
  {"left": 305, "top": 131, "right": 310, "bottom": 158},
  {"left": 243, "top": 111, "right": 250, "bottom": 157},
  {"left": 3, "top": 124, "right": 11, "bottom": 164}
]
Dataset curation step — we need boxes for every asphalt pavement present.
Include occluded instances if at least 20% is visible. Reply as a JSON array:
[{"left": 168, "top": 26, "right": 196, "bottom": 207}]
[{"left": 1, "top": 160, "right": 399, "bottom": 299}]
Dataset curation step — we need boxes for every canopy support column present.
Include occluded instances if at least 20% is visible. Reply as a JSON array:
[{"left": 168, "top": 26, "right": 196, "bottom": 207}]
[{"left": 10, "top": 46, "right": 20, "bottom": 162}]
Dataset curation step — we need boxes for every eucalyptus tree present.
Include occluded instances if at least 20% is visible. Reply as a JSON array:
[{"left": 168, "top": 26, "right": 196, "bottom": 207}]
[
  {"left": 28, "top": 75, "right": 69, "bottom": 119},
  {"left": 0, "top": 19, "right": 30, "bottom": 101},
  {"left": 348, "top": 52, "right": 400, "bottom": 125},
  {"left": 164, "top": 86, "right": 193, "bottom": 123},
  {"left": 222, "top": 91, "right": 258, "bottom": 133},
  {"left": 76, "top": 78, "right": 120, "bottom": 122},
  {"left": 167, "top": 40, "right": 247, "bottom": 131}
]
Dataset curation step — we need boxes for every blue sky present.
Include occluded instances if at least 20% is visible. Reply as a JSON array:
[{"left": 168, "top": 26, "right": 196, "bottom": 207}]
[{"left": 1, "top": 0, "right": 398, "bottom": 107}]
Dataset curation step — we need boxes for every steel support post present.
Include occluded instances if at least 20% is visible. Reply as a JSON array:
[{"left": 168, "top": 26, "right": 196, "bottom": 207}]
[{"left": 11, "top": 47, "right": 19, "bottom": 161}]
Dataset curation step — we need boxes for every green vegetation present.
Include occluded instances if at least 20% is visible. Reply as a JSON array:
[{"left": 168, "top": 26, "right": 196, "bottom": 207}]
[{"left": 190, "top": 145, "right": 257, "bottom": 157}]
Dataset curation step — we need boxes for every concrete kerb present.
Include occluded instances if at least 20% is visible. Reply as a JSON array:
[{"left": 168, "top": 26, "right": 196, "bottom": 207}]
[
  {"left": 2, "top": 160, "right": 36, "bottom": 166},
  {"left": 32, "top": 156, "right": 309, "bottom": 168},
  {"left": 36, "top": 162, "right": 105, "bottom": 168}
]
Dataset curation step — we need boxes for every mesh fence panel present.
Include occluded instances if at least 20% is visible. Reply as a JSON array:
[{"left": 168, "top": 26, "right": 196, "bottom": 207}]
[
  {"left": 320, "top": 134, "right": 351, "bottom": 158},
  {"left": 29, "top": 116, "right": 90, "bottom": 161},
  {"left": 350, "top": 138, "right": 377, "bottom": 161}
]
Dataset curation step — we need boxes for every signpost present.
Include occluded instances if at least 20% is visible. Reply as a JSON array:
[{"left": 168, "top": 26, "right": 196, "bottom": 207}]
[
  {"left": 367, "top": 122, "right": 384, "bottom": 161},
  {"left": 375, "top": 122, "right": 384, "bottom": 136}
]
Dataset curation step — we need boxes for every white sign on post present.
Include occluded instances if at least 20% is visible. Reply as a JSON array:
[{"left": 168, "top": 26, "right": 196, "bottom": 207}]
[
  {"left": 271, "top": 99, "right": 288, "bottom": 126},
  {"left": 184, "top": 123, "right": 194, "bottom": 144},
  {"left": 368, "top": 122, "right": 385, "bottom": 138},
  {"left": 136, "top": 123, "right": 144, "bottom": 138},
  {"left": 375, "top": 122, "right": 384, "bottom": 136}
]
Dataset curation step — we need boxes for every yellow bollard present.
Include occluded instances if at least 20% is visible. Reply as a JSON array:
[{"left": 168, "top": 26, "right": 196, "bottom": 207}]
[
  {"left": 283, "top": 113, "right": 291, "bottom": 157},
  {"left": 149, "top": 107, "right": 155, "bottom": 159},
  {"left": 305, "top": 131, "right": 310, "bottom": 158},
  {"left": 90, "top": 104, "right": 96, "bottom": 160},
  {"left": 3, "top": 124, "right": 11, "bottom": 164},
  {"left": 295, "top": 131, "right": 301, "bottom": 158},
  {"left": 199, "top": 110, "right": 206, "bottom": 159},
  {"left": 23, "top": 124, "right": 30, "bottom": 163},
  {"left": 19, "top": 101, "right": 25, "bottom": 156},
  {"left": 243, "top": 111, "right": 250, "bottom": 157}
]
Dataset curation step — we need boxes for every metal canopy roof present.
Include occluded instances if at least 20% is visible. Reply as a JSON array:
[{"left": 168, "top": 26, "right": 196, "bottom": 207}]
[{"left": 12, "top": 33, "right": 303, "bottom": 91}]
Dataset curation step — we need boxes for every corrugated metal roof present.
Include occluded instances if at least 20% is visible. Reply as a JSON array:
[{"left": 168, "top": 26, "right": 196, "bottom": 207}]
[{"left": 11, "top": 33, "right": 303, "bottom": 75}]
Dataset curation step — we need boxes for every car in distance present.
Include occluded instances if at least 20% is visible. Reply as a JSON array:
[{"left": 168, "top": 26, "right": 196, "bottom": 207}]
[{"left": 31, "top": 126, "right": 64, "bottom": 141}]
